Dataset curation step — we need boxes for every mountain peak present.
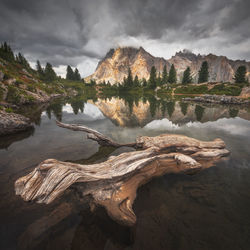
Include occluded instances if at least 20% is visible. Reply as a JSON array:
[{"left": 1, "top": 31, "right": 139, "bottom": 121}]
[{"left": 87, "top": 46, "right": 250, "bottom": 84}]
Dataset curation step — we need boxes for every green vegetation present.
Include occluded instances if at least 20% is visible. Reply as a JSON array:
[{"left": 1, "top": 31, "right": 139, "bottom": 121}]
[
  {"left": 175, "top": 85, "right": 208, "bottom": 94},
  {"left": 198, "top": 61, "right": 209, "bottom": 83},
  {"left": 207, "top": 83, "right": 241, "bottom": 96},
  {"left": 0, "top": 42, "right": 15, "bottom": 62},
  {"left": 161, "top": 65, "right": 168, "bottom": 85},
  {"left": 66, "top": 65, "right": 81, "bottom": 81},
  {"left": 148, "top": 66, "right": 157, "bottom": 89},
  {"left": 5, "top": 107, "right": 13, "bottom": 113},
  {"left": 234, "top": 66, "right": 247, "bottom": 83},
  {"left": 168, "top": 64, "right": 177, "bottom": 84},
  {"left": 182, "top": 67, "right": 192, "bottom": 84},
  {"left": 6, "top": 85, "right": 21, "bottom": 104},
  {"left": 44, "top": 63, "right": 57, "bottom": 82}
]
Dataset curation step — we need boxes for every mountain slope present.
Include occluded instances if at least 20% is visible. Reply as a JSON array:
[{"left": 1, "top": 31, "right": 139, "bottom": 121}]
[{"left": 86, "top": 47, "right": 250, "bottom": 84}]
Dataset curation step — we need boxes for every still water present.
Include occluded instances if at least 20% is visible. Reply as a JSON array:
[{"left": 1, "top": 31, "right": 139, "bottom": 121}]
[{"left": 0, "top": 95, "right": 250, "bottom": 250}]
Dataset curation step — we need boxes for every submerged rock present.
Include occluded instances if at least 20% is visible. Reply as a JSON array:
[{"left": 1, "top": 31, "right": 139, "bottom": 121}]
[{"left": 0, "top": 111, "right": 34, "bottom": 135}]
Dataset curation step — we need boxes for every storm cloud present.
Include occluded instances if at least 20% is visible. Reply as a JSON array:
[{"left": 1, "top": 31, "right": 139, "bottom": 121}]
[{"left": 0, "top": 0, "right": 249, "bottom": 76}]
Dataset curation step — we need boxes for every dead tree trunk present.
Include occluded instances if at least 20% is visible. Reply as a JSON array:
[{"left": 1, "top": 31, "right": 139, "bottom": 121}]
[{"left": 15, "top": 121, "right": 230, "bottom": 226}]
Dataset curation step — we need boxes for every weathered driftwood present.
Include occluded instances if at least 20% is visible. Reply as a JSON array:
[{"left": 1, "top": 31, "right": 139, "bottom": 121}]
[{"left": 15, "top": 121, "right": 230, "bottom": 226}]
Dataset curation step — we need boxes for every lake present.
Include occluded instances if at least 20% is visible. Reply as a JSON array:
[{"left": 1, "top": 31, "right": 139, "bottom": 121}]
[{"left": 1, "top": 95, "right": 250, "bottom": 250}]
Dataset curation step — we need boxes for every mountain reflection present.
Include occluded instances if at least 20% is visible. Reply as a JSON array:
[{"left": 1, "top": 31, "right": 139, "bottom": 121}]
[{"left": 40, "top": 94, "right": 250, "bottom": 128}]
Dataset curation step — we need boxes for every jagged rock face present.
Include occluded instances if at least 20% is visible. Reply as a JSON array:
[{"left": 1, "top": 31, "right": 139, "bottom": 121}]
[
  {"left": 85, "top": 47, "right": 168, "bottom": 84},
  {"left": 85, "top": 47, "right": 250, "bottom": 84}
]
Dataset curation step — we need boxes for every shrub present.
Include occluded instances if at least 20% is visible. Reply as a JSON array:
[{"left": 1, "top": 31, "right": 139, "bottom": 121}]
[
  {"left": 208, "top": 84, "right": 241, "bottom": 96},
  {"left": 7, "top": 85, "right": 21, "bottom": 104},
  {"left": 175, "top": 85, "right": 208, "bottom": 94},
  {"left": 5, "top": 107, "right": 13, "bottom": 113}
]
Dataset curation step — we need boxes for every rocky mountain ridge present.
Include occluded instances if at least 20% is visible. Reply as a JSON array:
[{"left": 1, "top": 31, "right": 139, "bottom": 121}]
[{"left": 86, "top": 47, "right": 250, "bottom": 84}]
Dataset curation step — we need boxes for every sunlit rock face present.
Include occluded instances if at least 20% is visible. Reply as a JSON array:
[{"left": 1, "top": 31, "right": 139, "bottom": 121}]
[
  {"left": 85, "top": 47, "right": 168, "bottom": 84},
  {"left": 93, "top": 98, "right": 250, "bottom": 127},
  {"left": 85, "top": 47, "right": 250, "bottom": 84}
]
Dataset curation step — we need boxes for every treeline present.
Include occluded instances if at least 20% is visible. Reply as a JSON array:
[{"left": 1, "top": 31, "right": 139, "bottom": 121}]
[
  {"left": 114, "top": 60, "right": 246, "bottom": 89},
  {"left": 66, "top": 65, "right": 81, "bottom": 81},
  {"left": 0, "top": 42, "right": 82, "bottom": 83},
  {"left": 0, "top": 42, "right": 33, "bottom": 73}
]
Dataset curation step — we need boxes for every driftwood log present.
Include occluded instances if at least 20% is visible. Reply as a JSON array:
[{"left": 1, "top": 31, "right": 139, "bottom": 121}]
[{"left": 15, "top": 121, "right": 230, "bottom": 226}]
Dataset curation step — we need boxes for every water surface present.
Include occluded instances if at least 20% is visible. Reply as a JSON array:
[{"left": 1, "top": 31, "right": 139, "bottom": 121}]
[{"left": 1, "top": 95, "right": 250, "bottom": 250}]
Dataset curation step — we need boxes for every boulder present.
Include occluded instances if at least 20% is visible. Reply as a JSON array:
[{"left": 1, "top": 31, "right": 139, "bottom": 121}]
[
  {"left": 0, "top": 111, "right": 34, "bottom": 135},
  {"left": 240, "top": 87, "right": 250, "bottom": 98}
]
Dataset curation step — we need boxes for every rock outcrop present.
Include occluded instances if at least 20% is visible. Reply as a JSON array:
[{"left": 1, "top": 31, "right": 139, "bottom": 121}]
[
  {"left": 183, "top": 95, "right": 250, "bottom": 105},
  {"left": 240, "top": 87, "right": 250, "bottom": 98},
  {"left": 85, "top": 47, "right": 250, "bottom": 84},
  {"left": 0, "top": 110, "right": 33, "bottom": 135}
]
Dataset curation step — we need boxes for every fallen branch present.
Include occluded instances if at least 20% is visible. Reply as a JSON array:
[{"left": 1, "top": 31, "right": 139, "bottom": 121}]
[{"left": 15, "top": 121, "right": 230, "bottom": 226}]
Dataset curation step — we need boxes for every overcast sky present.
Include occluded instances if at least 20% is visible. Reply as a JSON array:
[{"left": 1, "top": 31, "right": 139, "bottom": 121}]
[{"left": 0, "top": 0, "right": 249, "bottom": 77}]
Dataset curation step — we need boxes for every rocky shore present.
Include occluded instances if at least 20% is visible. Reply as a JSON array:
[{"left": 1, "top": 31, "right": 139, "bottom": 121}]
[
  {"left": 183, "top": 94, "right": 250, "bottom": 105},
  {"left": 0, "top": 110, "right": 34, "bottom": 135}
]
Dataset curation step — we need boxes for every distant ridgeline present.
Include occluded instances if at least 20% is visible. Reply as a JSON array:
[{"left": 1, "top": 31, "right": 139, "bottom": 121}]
[{"left": 85, "top": 47, "right": 250, "bottom": 87}]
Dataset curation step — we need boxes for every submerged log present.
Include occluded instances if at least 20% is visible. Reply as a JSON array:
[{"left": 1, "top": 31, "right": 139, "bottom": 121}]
[{"left": 15, "top": 121, "right": 230, "bottom": 226}]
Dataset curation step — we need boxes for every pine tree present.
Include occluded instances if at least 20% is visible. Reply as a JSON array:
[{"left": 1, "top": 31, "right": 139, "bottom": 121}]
[
  {"left": 182, "top": 67, "right": 192, "bottom": 84},
  {"left": 125, "top": 68, "right": 133, "bottom": 88},
  {"left": 66, "top": 65, "right": 74, "bottom": 80},
  {"left": 168, "top": 64, "right": 177, "bottom": 84},
  {"left": 142, "top": 78, "right": 147, "bottom": 87},
  {"left": 74, "top": 68, "right": 81, "bottom": 81},
  {"left": 36, "top": 60, "right": 44, "bottom": 79},
  {"left": 134, "top": 75, "right": 139, "bottom": 87},
  {"left": 148, "top": 66, "right": 157, "bottom": 89},
  {"left": 156, "top": 72, "right": 162, "bottom": 86},
  {"left": 0, "top": 42, "right": 15, "bottom": 61},
  {"left": 44, "top": 63, "right": 57, "bottom": 82},
  {"left": 198, "top": 61, "right": 209, "bottom": 83},
  {"left": 162, "top": 65, "right": 168, "bottom": 84},
  {"left": 234, "top": 66, "right": 247, "bottom": 83}
]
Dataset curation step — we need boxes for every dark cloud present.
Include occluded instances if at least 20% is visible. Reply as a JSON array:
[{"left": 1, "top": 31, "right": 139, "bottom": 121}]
[{"left": 0, "top": 0, "right": 249, "bottom": 76}]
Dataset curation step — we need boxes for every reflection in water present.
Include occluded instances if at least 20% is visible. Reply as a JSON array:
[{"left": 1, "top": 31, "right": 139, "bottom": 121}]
[
  {"left": 0, "top": 93, "right": 250, "bottom": 249},
  {"left": 195, "top": 105, "right": 205, "bottom": 121},
  {"left": 229, "top": 108, "right": 239, "bottom": 118},
  {"left": 0, "top": 127, "right": 34, "bottom": 149}
]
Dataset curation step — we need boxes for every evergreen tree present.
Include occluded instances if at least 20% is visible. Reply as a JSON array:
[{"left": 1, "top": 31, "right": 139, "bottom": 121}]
[
  {"left": 156, "top": 72, "right": 162, "bottom": 86},
  {"left": 36, "top": 60, "right": 44, "bottom": 79},
  {"left": 125, "top": 68, "right": 133, "bottom": 88},
  {"left": 0, "top": 42, "right": 15, "bottom": 61},
  {"left": 234, "top": 65, "right": 247, "bottom": 83},
  {"left": 148, "top": 66, "right": 157, "bottom": 89},
  {"left": 162, "top": 65, "right": 168, "bottom": 84},
  {"left": 134, "top": 75, "right": 139, "bottom": 87},
  {"left": 44, "top": 63, "right": 57, "bottom": 82},
  {"left": 16, "top": 52, "right": 31, "bottom": 70},
  {"left": 66, "top": 65, "right": 74, "bottom": 80},
  {"left": 168, "top": 64, "right": 177, "bottom": 84},
  {"left": 198, "top": 61, "right": 209, "bottom": 83},
  {"left": 142, "top": 78, "right": 147, "bottom": 87},
  {"left": 74, "top": 68, "right": 81, "bottom": 81},
  {"left": 182, "top": 67, "right": 192, "bottom": 84}
]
